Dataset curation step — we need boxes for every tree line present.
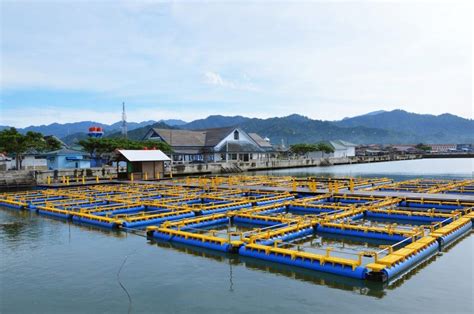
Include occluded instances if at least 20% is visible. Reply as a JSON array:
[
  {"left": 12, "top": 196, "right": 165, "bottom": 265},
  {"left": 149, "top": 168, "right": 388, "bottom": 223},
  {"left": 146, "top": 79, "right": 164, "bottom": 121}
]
[
  {"left": 0, "top": 127, "right": 173, "bottom": 169},
  {"left": 77, "top": 137, "right": 172, "bottom": 161},
  {"left": 289, "top": 143, "right": 334, "bottom": 155},
  {"left": 0, "top": 128, "right": 62, "bottom": 169}
]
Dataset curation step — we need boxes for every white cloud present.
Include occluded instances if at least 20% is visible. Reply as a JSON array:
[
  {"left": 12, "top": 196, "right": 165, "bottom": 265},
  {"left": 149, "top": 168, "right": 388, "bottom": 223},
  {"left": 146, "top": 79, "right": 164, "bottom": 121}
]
[
  {"left": 204, "top": 71, "right": 225, "bottom": 86},
  {"left": 0, "top": 0, "right": 472, "bottom": 125},
  {"left": 203, "top": 71, "right": 259, "bottom": 92}
]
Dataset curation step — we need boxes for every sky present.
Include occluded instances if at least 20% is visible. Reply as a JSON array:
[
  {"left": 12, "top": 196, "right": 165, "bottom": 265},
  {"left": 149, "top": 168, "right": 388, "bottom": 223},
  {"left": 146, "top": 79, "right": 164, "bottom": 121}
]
[{"left": 0, "top": 0, "right": 472, "bottom": 127}]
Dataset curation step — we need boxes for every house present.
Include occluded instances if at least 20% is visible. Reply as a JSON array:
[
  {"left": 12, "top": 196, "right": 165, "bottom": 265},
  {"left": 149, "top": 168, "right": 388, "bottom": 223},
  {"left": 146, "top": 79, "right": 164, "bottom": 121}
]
[
  {"left": 457, "top": 144, "right": 473, "bottom": 152},
  {"left": 429, "top": 144, "right": 457, "bottom": 153},
  {"left": 43, "top": 148, "right": 91, "bottom": 170},
  {"left": 329, "top": 140, "right": 356, "bottom": 158},
  {"left": 115, "top": 149, "right": 171, "bottom": 180},
  {"left": 143, "top": 127, "right": 274, "bottom": 163},
  {"left": 0, "top": 153, "right": 11, "bottom": 171},
  {"left": 391, "top": 145, "right": 418, "bottom": 154},
  {"left": 356, "top": 144, "right": 385, "bottom": 156},
  {"left": 18, "top": 149, "right": 48, "bottom": 170},
  {"left": 1, "top": 149, "right": 48, "bottom": 170}
]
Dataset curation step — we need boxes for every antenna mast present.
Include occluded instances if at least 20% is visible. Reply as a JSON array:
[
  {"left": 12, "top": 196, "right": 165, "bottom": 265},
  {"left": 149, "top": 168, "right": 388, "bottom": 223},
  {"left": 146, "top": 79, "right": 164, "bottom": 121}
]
[{"left": 121, "top": 102, "right": 128, "bottom": 139}]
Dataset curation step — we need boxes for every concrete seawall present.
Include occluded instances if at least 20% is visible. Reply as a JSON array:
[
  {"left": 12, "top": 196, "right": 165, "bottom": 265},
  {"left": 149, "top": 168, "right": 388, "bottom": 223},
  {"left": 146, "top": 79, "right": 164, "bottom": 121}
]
[
  {"left": 0, "top": 155, "right": 421, "bottom": 189},
  {"left": 0, "top": 167, "right": 118, "bottom": 190},
  {"left": 171, "top": 155, "right": 422, "bottom": 176}
]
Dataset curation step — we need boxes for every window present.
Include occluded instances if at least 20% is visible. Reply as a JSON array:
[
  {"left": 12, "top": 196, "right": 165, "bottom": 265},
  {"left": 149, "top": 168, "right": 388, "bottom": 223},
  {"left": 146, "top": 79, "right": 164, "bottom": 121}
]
[{"left": 233, "top": 130, "right": 239, "bottom": 140}]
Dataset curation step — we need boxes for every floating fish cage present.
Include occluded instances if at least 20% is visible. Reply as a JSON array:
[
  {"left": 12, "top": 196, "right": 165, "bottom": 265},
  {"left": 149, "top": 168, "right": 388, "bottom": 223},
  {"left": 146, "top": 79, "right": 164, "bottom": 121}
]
[{"left": 1, "top": 175, "right": 473, "bottom": 284}]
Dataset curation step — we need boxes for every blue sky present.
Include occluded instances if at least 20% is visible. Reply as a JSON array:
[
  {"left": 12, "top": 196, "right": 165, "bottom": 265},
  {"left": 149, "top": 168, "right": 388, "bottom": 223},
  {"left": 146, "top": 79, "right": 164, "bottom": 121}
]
[{"left": 0, "top": 0, "right": 472, "bottom": 127}]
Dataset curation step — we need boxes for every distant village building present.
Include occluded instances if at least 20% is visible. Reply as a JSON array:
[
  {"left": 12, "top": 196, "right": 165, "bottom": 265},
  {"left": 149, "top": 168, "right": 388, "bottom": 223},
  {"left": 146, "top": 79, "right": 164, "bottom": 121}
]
[
  {"left": 1, "top": 150, "right": 48, "bottom": 170},
  {"left": 306, "top": 140, "right": 356, "bottom": 159},
  {"left": 43, "top": 148, "right": 90, "bottom": 170},
  {"left": 143, "top": 127, "right": 274, "bottom": 162},
  {"left": 18, "top": 149, "right": 48, "bottom": 170},
  {"left": 391, "top": 145, "right": 418, "bottom": 154},
  {"left": 355, "top": 144, "right": 389, "bottom": 156},
  {"left": 428, "top": 144, "right": 457, "bottom": 153},
  {"left": 115, "top": 149, "right": 170, "bottom": 180},
  {"left": 0, "top": 153, "right": 11, "bottom": 171},
  {"left": 457, "top": 144, "right": 473, "bottom": 152},
  {"left": 329, "top": 140, "right": 356, "bottom": 158}
]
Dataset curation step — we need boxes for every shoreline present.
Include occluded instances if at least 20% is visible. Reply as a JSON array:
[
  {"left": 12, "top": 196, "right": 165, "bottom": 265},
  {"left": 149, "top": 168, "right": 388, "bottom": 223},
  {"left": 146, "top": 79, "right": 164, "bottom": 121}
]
[{"left": 1, "top": 155, "right": 473, "bottom": 191}]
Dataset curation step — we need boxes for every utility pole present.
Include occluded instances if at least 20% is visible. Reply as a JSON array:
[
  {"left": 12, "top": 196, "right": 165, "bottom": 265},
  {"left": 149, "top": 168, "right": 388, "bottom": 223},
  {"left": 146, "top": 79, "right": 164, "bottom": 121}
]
[{"left": 121, "top": 102, "right": 127, "bottom": 139}]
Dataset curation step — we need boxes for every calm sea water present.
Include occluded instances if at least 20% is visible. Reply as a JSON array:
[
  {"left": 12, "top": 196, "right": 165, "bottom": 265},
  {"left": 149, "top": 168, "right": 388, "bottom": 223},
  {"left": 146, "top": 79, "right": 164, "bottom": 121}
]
[
  {"left": 251, "top": 157, "right": 474, "bottom": 179},
  {"left": 1, "top": 158, "right": 473, "bottom": 313}
]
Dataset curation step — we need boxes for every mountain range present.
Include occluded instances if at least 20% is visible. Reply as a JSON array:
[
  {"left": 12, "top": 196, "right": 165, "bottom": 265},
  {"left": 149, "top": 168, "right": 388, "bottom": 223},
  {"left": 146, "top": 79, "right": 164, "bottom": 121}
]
[{"left": 2, "top": 110, "right": 472, "bottom": 145}]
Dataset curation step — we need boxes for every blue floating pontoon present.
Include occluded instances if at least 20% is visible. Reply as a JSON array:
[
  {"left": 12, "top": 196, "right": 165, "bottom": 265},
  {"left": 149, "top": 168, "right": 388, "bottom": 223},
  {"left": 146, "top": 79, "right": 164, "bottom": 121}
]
[
  {"left": 381, "top": 241, "right": 439, "bottom": 281},
  {"left": 238, "top": 245, "right": 368, "bottom": 279}
]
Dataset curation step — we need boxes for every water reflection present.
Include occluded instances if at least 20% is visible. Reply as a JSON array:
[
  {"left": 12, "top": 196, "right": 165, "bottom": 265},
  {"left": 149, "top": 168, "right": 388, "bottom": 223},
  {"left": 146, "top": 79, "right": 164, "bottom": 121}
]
[
  {"left": 0, "top": 209, "right": 45, "bottom": 249},
  {"left": 386, "top": 231, "right": 472, "bottom": 289},
  {"left": 70, "top": 222, "right": 126, "bottom": 238},
  {"left": 147, "top": 238, "right": 387, "bottom": 298},
  {"left": 0, "top": 206, "right": 126, "bottom": 249},
  {"left": 251, "top": 158, "right": 474, "bottom": 180},
  {"left": 0, "top": 221, "right": 28, "bottom": 239},
  {"left": 2, "top": 205, "right": 472, "bottom": 302}
]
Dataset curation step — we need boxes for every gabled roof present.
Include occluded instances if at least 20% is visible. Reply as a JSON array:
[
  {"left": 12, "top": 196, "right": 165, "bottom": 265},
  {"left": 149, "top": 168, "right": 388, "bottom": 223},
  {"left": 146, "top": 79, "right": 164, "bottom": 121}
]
[
  {"left": 149, "top": 127, "right": 237, "bottom": 147},
  {"left": 151, "top": 129, "right": 206, "bottom": 147},
  {"left": 248, "top": 133, "right": 272, "bottom": 148},
  {"left": 204, "top": 127, "right": 236, "bottom": 146},
  {"left": 117, "top": 150, "right": 171, "bottom": 162},
  {"left": 146, "top": 127, "right": 273, "bottom": 153},
  {"left": 44, "top": 135, "right": 67, "bottom": 148},
  {"left": 43, "top": 148, "right": 87, "bottom": 156},
  {"left": 0, "top": 152, "right": 11, "bottom": 161},
  {"left": 329, "top": 140, "right": 357, "bottom": 149}
]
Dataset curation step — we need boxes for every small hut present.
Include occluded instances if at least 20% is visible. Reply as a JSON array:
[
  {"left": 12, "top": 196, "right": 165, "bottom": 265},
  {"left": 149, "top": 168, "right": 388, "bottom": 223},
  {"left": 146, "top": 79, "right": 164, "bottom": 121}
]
[{"left": 115, "top": 149, "right": 170, "bottom": 180}]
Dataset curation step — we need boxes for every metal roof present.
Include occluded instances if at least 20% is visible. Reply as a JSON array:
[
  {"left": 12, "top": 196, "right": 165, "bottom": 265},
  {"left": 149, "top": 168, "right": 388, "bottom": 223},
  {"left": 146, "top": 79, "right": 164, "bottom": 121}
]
[
  {"left": 43, "top": 148, "right": 87, "bottom": 156},
  {"left": 248, "top": 133, "right": 273, "bottom": 148},
  {"left": 150, "top": 127, "right": 243, "bottom": 147},
  {"left": 117, "top": 150, "right": 171, "bottom": 162},
  {"left": 151, "top": 129, "right": 206, "bottom": 147},
  {"left": 329, "top": 140, "right": 357, "bottom": 150},
  {"left": 203, "top": 127, "right": 236, "bottom": 146}
]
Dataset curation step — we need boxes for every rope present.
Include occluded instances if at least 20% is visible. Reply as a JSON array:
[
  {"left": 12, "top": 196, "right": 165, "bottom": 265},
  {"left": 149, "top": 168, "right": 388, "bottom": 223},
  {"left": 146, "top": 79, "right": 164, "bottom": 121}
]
[{"left": 117, "top": 250, "right": 136, "bottom": 314}]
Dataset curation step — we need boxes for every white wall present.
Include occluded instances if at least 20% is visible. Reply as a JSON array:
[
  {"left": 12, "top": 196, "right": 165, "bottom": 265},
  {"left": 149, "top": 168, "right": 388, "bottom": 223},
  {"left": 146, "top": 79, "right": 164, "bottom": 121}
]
[
  {"left": 347, "top": 146, "right": 355, "bottom": 157},
  {"left": 333, "top": 147, "right": 355, "bottom": 158},
  {"left": 4, "top": 156, "right": 48, "bottom": 170},
  {"left": 214, "top": 128, "right": 258, "bottom": 152}
]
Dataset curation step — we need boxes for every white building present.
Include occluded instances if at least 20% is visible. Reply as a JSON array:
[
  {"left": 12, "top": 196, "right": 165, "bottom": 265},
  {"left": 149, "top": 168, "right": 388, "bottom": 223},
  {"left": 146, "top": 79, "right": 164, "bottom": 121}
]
[
  {"left": 329, "top": 140, "right": 356, "bottom": 158},
  {"left": 143, "top": 127, "right": 274, "bottom": 163},
  {"left": 2, "top": 151, "right": 48, "bottom": 170}
]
